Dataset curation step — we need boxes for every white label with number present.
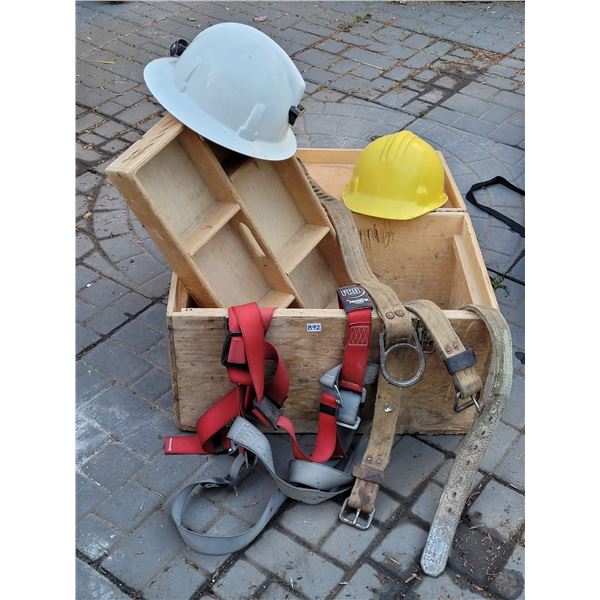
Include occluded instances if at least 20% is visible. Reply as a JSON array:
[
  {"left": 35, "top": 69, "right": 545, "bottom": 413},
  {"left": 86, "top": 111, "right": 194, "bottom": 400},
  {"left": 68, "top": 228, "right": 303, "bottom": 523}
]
[{"left": 306, "top": 323, "right": 322, "bottom": 333}]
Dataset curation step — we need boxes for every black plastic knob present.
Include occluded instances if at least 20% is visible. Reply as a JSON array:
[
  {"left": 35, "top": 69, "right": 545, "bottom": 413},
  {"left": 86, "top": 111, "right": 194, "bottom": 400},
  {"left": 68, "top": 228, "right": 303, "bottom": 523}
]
[
  {"left": 169, "top": 39, "right": 189, "bottom": 57},
  {"left": 288, "top": 104, "right": 304, "bottom": 126}
]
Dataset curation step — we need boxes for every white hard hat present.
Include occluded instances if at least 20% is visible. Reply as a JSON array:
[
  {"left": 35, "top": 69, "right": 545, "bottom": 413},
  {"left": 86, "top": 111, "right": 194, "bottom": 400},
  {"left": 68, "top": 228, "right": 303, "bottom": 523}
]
[{"left": 144, "top": 22, "right": 305, "bottom": 160}]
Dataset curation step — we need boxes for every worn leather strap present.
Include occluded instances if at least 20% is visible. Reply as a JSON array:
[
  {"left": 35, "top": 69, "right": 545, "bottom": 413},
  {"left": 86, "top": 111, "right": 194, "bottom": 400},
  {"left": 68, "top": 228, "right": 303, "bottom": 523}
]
[
  {"left": 407, "top": 299, "right": 482, "bottom": 398},
  {"left": 345, "top": 302, "right": 484, "bottom": 514},
  {"left": 303, "top": 170, "right": 411, "bottom": 514},
  {"left": 306, "top": 171, "right": 412, "bottom": 341},
  {"left": 420, "top": 304, "right": 513, "bottom": 576},
  {"left": 444, "top": 349, "right": 476, "bottom": 375},
  {"left": 304, "top": 168, "right": 484, "bottom": 516}
]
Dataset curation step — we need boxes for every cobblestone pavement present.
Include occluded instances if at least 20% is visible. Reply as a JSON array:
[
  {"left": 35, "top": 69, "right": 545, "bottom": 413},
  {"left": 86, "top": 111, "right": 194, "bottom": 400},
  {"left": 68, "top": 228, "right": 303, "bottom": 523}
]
[{"left": 76, "top": 2, "right": 525, "bottom": 599}]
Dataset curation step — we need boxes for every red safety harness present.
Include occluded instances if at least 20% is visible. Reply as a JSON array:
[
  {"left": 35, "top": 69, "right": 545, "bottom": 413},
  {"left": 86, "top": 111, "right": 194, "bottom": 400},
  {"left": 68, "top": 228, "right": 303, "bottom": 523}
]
[{"left": 165, "top": 286, "right": 373, "bottom": 463}]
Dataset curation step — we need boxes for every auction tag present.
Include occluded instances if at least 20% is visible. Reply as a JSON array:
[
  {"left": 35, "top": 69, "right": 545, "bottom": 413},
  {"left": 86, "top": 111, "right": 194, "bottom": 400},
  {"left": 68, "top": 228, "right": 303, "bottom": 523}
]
[{"left": 306, "top": 323, "right": 322, "bottom": 333}]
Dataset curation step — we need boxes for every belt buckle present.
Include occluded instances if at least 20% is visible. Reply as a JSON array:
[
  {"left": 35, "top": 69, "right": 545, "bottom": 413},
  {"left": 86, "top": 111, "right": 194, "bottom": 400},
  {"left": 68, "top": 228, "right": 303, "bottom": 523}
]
[
  {"left": 336, "top": 415, "right": 362, "bottom": 430},
  {"left": 454, "top": 390, "right": 482, "bottom": 414},
  {"left": 338, "top": 497, "right": 375, "bottom": 530}
]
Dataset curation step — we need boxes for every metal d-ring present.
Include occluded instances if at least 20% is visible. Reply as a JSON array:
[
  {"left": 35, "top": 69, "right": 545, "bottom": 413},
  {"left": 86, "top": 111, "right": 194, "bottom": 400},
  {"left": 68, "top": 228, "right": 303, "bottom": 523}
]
[{"left": 379, "top": 329, "right": 426, "bottom": 388}]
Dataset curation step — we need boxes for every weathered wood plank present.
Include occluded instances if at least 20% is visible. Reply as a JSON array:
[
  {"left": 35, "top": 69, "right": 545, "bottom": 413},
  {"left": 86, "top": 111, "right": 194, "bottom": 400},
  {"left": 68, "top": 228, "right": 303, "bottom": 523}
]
[{"left": 168, "top": 282, "right": 491, "bottom": 434}]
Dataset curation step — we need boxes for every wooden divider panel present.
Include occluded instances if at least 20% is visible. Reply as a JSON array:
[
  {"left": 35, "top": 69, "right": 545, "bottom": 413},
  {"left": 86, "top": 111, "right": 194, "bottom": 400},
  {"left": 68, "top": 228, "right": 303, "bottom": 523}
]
[
  {"left": 230, "top": 160, "right": 312, "bottom": 253},
  {"left": 229, "top": 158, "right": 342, "bottom": 303},
  {"left": 354, "top": 212, "right": 465, "bottom": 308},
  {"left": 108, "top": 115, "right": 348, "bottom": 309},
  {"left": 288, "top": 244, "right": 341, "bottom": 309}
]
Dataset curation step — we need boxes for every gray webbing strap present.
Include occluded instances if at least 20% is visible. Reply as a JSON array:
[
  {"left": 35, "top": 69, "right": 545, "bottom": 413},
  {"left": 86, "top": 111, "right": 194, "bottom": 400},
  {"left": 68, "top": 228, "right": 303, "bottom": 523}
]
[
  {"left": 420, "top": 304, "right": 513, "bottom": 576},
  {"left": 171, "top": 417, "right": 370, "bottom": 555},
  {"left": 173, "top": 488, "right": 287, "bottom": 556},
  {"left": 229, "top": 417, "right": 354, "bottom": 504}
]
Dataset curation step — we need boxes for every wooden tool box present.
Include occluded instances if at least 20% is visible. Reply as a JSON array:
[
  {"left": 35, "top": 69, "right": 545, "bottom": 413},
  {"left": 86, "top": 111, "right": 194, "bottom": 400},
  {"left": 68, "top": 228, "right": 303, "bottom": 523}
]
[
  {"left": 108, "top": 116, "right": 499, "bottom": 435},
  {"left": 107, "top": 114, "right": 350, "bottom": 310}
]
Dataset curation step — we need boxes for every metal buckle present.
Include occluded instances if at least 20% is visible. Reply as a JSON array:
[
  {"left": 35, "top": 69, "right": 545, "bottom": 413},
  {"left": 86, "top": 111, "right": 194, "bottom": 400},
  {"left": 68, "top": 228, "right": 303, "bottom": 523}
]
[
  {"left": 379, "top": 328, "right": 426, "bottom": 388},
  {"left": 338, "top": 497, "right": 375, "bottom": 530},
  {"left": 416, "top": 322, "right": 436, "bottom": 354},
  {"left": 220, "top": 326, "right": 245, "bottom": 368},
  {"left": 319, "top": 365, "right": 365, "bottom": 429},
  {"left": 454, "top": 390, "right": 482, "bottom": 414},
  {"left": 333, "top": 384, "right": 366, "bottom": 430},
  {"left": 337, "top": 415, "right": 362, "bottom": 431}
]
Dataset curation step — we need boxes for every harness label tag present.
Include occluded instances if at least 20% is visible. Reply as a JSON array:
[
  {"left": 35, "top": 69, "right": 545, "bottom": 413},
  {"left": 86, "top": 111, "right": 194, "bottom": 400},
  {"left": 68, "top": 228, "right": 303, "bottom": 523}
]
[
  {"left": 337, "top": 285, "right": 373, "bottom": 313},
  {"left": 306, "top": 323, "right": 322, "bottom": 332}
]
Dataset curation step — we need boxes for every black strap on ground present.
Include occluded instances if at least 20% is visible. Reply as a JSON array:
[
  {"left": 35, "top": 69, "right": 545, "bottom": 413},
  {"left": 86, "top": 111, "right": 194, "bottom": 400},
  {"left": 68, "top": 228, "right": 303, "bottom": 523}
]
[
  {"left": 466, "top": 176, "right": 525, "bottom": 286},
  {"left": 488, "top": 249, "right": 524, "bottom": 285},
  {"left": 465, "top": 176, "right": 524, "bottom": 237}
]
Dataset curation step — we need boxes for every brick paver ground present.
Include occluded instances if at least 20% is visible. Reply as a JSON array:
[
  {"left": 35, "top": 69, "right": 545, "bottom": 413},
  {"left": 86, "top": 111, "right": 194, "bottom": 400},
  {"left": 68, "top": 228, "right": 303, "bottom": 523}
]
[{"left": 76, "top": 2, "right": 524, "bottom": 599}]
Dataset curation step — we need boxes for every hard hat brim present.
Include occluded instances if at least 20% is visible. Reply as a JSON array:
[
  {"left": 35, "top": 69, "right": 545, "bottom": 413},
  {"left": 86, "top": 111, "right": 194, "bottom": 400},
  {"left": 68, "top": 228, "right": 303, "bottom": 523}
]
[
  {"left": 342, "top": 188, "right": 448, "bottom": 220},
  {"left": 144, "top": 57, "right": 298, "bottom": 161}
]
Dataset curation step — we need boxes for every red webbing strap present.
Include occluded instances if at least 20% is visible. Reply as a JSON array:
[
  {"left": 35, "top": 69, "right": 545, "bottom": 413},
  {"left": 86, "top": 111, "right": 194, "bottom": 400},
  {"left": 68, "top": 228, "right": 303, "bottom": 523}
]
[
  {"left": 261, "top": 341, "right": 288, "bottom": 406},
  {"left": 227, "top": 305, "right": 289, "bottom": 411},
  {"left": 165, "top": 291, "right": 372, "bottom": 462},
  {"left": 165, "top": 303, "right": 285, "bottom": 455},
  {"left": 228, "top": 304, "right": 270, "bottom": 398},
  {"left": 270, "top": 292, "right": 373, "bottom": 463},
  {"left": 275, "top": 392, "right": 342, "bottom": 462},
  {"left": 339, "top": 307, "right": 372, "bottom": 392},
  {"left": 165, "top": 388, "right": 241, "bottom": 454}
]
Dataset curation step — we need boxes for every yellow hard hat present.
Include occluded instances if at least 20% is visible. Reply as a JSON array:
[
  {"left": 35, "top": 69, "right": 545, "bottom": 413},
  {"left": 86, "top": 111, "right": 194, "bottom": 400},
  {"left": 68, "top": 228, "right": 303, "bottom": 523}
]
[{"left": 342, "top": 131, "right": 448, "bottom": 220}]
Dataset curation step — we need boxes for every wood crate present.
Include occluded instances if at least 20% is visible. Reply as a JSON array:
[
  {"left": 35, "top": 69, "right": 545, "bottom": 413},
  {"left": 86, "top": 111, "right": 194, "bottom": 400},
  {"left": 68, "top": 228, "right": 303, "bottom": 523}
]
[{"left": 168, "top": 194, "right": 499, "bottom": 435}]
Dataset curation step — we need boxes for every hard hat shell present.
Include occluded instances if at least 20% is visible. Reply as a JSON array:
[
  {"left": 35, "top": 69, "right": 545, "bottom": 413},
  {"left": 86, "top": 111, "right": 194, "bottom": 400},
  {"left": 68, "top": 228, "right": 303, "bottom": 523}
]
[
  {"left": 342, "top": 131, "right": 448, "bottom": 220},
  {"left": 144, "top": 22, "right": 305, "bottom": 161}
]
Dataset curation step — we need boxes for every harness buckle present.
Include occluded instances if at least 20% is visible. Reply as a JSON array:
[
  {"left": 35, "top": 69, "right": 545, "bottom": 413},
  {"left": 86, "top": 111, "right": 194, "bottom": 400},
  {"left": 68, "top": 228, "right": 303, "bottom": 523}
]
[
  {"left": 337, "top": 414, "right": 362, "bottom": 430},
  {"left": 319, "top": 364, "right": 365, "bottom": 430},
  {"left": 379, "top": 329, "right": 426, "bottom": 388},
  {"left": 338, "top": 497, "right": 375, "bottom": 530},
  {"left": 220, "top": 327, "right": 245, "bottom": 369}
]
